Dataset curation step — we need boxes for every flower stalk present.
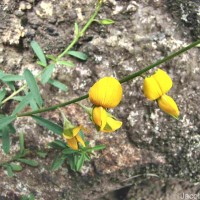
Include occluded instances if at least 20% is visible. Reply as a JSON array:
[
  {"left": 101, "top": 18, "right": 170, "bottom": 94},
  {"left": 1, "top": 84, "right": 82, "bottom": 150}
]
[{"left": 17, "top": 39, "right": 200, "bottom": 117}]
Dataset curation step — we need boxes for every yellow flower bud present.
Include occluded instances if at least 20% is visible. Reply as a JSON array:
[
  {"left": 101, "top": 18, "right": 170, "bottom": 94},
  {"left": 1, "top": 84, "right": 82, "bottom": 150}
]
[
  {"left": 157, "top": 94, "right": 180, "bottom": 118},
  {"left": 89, "top": 77, "right": 123, "bottom": 108},
  {"left": 63, "top": 126, "right": 85, "bottom": 150},
  {"left": 92, "top": 106, "right": 122, "bottom": 132},
  {"left": 143, "top": 69, "right": 173, "bottom": 100}
]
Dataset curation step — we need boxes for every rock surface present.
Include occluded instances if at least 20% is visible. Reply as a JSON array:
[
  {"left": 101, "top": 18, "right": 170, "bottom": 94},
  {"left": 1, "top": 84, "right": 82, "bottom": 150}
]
[{"left": 0, "top": 0, "right": 200, "bottom": 199}]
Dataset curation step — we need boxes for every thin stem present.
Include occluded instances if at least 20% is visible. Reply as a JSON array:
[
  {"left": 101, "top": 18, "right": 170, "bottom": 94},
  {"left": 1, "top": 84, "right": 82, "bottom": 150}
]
[
  {"left": 1, "top": 85, "right": 27, "bottom": 105},
  {"left": 119, "top": 39, "right": 200, "bottom": 83},
  {"left": 1, "top": 0, "right": 102, "bottom": 106},
  {"left": 17, "top": 94, "right": 88, "bottom": 117},
  {"left": 57, "top": 1, "right": 102, "bottom": 59},
  {"left": 17, "top": 39, "right": 200, "bottom": 117}
]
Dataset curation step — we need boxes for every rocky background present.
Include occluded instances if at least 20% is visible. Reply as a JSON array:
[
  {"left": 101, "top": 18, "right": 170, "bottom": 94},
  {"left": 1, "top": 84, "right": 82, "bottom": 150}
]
[{"left": 0, "top": 0, "right": 200, "bottom": 199}]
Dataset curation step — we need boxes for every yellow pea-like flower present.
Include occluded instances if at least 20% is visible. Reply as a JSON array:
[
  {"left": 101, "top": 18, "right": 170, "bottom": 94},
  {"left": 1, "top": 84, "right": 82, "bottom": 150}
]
[
  {"left": 92, "top": 106, "right": 122, "bottom": 132},
  {"left": 157, "top": 94, "right": 180, "bottom": 118},
  {"left": 143, "top": 69, "right": 173, "bottom": 100},
  {"left": 89, "top": 77, "right": 123, "bottom": 108},
  {"left": 63, "top": 126, "right": 85, "bottom": 150}
]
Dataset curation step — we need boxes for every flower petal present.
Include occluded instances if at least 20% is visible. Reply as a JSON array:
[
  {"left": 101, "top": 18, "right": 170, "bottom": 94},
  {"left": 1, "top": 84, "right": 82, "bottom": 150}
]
[
  {"left": 153, "top": 69, "right": 173, "bottom": 95},
  {"left": 143, "top": 76, "right": 163, "bottom": 100},
  {"left": 103, "top": 116, "right": 122, "bottom": 132},
  {"left": 143, "top": 69, "right": 173, "bottom": 100},
  {"left": 76, "top": 134, "right": 86, "bottom": 147},
  {"left": 89, "top": 77, "right": 123, "bottom": 108},
  {"left": 63, "top": 128, "right": 74, "bottom": 139},
  {"left": 66, "top": 137, "right": 78, "bottom": 150},
  {"left": 157, "top": 94, "right": 180, "bottom": 118},
  {"left": 72, "top": 126, "right": 82, "bottom": 137},
  {"left": 92, "top": 106, "right": 107, "bottom": 130}
]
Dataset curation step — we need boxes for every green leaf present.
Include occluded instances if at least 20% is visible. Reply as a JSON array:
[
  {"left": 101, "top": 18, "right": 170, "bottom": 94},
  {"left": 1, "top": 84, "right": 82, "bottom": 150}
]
[
  {"left": 36, "top": 151, "right": 47, "bottom": 158},
  {"left": 67, "top": 50, "right": 88, "bottom": 61},
  {"left": 17, "top": 159, "right": 39, "bottom": 167},
  {"left": 74, "top": 22, "right": 79, "bottom": 36},
  {"left": 24, "top": 69, "right": 43, "bottom": 107},
  {"left": 75, "top": 154, "right": 85, "bottom": 171},
  {"left": 11, "top": 96, "right": 24, "bottom": 102},
  {"left": 10, "top": 164, "right": 23, "bottom": 171},
  {"left": 1, "top": 74, "right": 24, "bottom": 82},
  {"left": 41, "top": 64, "right": 55, "bottom": 85},
  {"left": 6, "top": 165, "right": 14, "bottom": 177},
  {"left": 31, "top": 41, "right": 47, "bottom": 67},
  {"left": 49, "top": 140, "right": 66, "bottom": 149},
  {"left": 48, "top": 78, "right": 68, "bottom": 92},
  {"left": 57, "top": 60, "right": 75, "bottom": 68},
  {"left": 62, "top": 148, "right": 77, "bottom": 154},
  {"left": 46, "top": 54, "right": 57, "bottom": 62},
  {"left": 68, "top": 155, "right": 76, "bottom": 171},
  {"left": 32, "top": 115, "right": 63, "bottom": 135},
  {"left": 2, "top": 127, "right": 10, "bottom": 154},
  {"left": 12, "top": 93, "right": 33, "bottom": 115},
  {"left": 6, "top": 81, "right": 15, "bottom": 91},
  {"left": 50, "top": 155, "right": 65, "bottom": 171},
  {"left": 91, "top": 144, "right": 106, "bottom": 151},
  {"left": 21, "top": 193, "right": 35, "bottom": 200},
  {"left": 0, "top": 88, "right": 6, "bottom": 102},
  {"left": 19, "top": 132, "right": 25, "bottom": 154},
  {"left": 96, "top": 19, "right": 115, "bottom": 25},
  {"left": 29, "top": 98, "right": 39, "bottom": 111},
  {"left": 0, "top": 115, "right": 16, "bottom": 129}
]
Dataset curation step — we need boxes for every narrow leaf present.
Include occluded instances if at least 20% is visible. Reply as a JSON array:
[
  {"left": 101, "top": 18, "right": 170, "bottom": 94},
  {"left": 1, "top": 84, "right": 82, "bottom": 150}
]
[
  {"left": 2, "top": 127, "right": 10, "bottom": 154},
  {"left": 76, "top": 154, "right": 85, "bottom": 171},
  {"left": 31, "top": 41, "right": 47, "bottom": 67},
  {"left": 48, "top": 78, "right": 68, "bottom": 92},
  {"left": 0, "top": 115, "right": 16, "bottom": 129},
  {"left": 1, "top": 74, "right": 24, "bottom": 82},
  {"left": 62, "top": 148, "right": 77, "bottom": 154},
  {"left": 6, "top": 165, "right": 14, "bottom": 177},
  {"left": 91, "top": 144, "right": 106, "bottom": 151},
  {"left": 10, "top": 164, "right": 23, "bottom": 171},
  {"left": 12, "top": 93, "right": 33, "bottom": 115},
  {"left": 74, "top": 22, "right": 79, "bottom": 36},
  {"left": 36, "top": 151, "right": 47, "bottom": 158},
  {"left": 50, "top": 155, "right": 65, "bottom": 171},
  {"left": 0, "top": 88, "right": 6, "bottom": 102},
  {"left": 57, "top": 60, "right": 75, "bottom": 68},
  {"left": 19, "top": 132, "right": 25, "bottom": 154},
  {"left": 32, "top": 115, "right": 63, "bottom": 135},
  {"left": 24, "top": 69, "right": 43, "bottom": 107},
  {"left": 6, "top": 82, "right": 15, "bottom": 91},
  {"left": 17, "top": 158, "right": 39, "bottom": 167},
  {"left": 49, "top": 140, "right": 66, "bottom": 149},
  {"left": 46, "top": 54, "right": 57, "bottom": 61},
  {"left": 11, "top": 96, "right": 24, "bottom": 102},
  {"left": 67, "top": 50, "right": 88, "bottom": 61},
  {"left": 98, "top": 19, "right": 115, "bottom": 25},
  {"left": 41, "top": 64, "right": 55, "bottom": 84}
]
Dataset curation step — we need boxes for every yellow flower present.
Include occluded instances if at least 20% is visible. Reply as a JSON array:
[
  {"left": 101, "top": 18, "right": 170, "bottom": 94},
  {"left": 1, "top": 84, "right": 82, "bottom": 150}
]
[
  {"left": 143, "top": 69, "right": 173, "bottom": 100},
  {"left": 157, "top": 94, "right": 180, "bottom": 118},
  {"left": 89, "top": 77, "right": 123, "bottom": 108},
  {"left": 63, "top": 126, "right": 85, "bottom": 150},
  {"left": 92, "top": 106, "right": 122, "bottom": 132}
]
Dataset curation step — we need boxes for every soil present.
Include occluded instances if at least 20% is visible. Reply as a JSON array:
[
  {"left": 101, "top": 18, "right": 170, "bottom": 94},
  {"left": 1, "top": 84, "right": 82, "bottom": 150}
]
[{"left": 0, "top": 0, "right": 200, "bottom": 200}]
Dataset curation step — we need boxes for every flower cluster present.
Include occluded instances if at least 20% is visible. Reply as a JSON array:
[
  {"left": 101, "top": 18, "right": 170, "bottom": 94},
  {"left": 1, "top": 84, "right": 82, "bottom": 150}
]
[
  {"left": 63, "top": 70, "right": 180, "bottom": 150},
  {"left": 143, "top": 69, "right": 179, "bottom": 118}
]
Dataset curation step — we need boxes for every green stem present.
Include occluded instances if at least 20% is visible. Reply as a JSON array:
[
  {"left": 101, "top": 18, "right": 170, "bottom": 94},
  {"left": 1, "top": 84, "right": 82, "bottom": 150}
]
[
  {"left": 1, "top": 0, "right": 102, "bottom": 106},
  {"left": 17, "top": 39, "right": 200, "bottom": 117},
  {"left": 119, "top": 39, "right": 200, "bottom": 84},
  {"left": 57, "top": 1, "right": 102, "bottom": 59}
]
